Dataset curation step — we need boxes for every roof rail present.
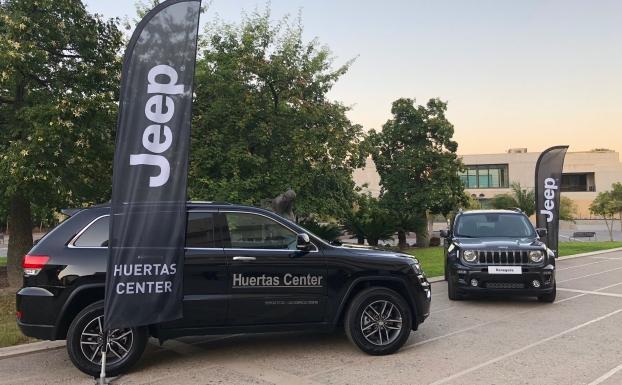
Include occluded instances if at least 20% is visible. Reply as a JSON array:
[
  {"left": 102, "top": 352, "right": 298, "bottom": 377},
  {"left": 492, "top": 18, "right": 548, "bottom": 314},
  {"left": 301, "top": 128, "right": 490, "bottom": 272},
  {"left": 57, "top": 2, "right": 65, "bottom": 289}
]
[{"left": 510, "top": 207, "right": 523, "bottom": 213}]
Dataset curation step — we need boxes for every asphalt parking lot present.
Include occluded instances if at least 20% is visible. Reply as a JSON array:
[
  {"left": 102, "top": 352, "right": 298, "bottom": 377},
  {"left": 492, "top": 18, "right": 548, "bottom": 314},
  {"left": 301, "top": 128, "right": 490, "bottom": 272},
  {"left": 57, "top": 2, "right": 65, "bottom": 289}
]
[{"left": 2, "top": 250, "right": 622, "bottom": 385}]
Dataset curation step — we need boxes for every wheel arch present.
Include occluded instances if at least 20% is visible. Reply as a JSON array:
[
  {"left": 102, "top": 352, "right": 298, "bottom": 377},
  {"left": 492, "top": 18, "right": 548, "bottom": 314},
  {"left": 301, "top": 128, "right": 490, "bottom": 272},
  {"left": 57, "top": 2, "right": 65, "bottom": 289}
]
[
  {"left": 54, "top": 284, "right": 105, "bottom": 340},
  {"left": 334, "top": 277, "right": 419, "bottom": 330}
]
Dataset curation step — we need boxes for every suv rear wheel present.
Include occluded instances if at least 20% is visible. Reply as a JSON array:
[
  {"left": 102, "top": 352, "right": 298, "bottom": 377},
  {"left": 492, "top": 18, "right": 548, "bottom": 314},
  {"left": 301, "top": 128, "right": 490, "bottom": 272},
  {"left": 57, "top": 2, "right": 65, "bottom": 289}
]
[
  {"left": 66, "top": 301, "right": 148, "bottom": 377},
  {"left": 344, "top": 287, "right": 412, "bottom": 355}
]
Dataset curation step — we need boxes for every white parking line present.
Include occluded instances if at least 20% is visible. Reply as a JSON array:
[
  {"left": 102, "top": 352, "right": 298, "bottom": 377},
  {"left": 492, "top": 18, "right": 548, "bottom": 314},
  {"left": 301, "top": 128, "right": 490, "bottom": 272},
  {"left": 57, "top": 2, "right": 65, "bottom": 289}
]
[
  {"left": 557, "top": 288, "right": 622, "bottom": 299},
  {"left": 588, "top": 362, "right": 622, "bottom": 385},
  {"left": 557, "top": 259, "right": 616, "bottom": 271},
  {"left": 402, "top": 293, "right": 585, "bottom": 351},
  {"left": 592, "top": 257, "right": 622, "bottom": 261},
  {"left": 595, "top": 281, "right": 622, "bottom": 292},
  {"left": 558, "top": 266, "right": 622, "bottom": 283},
  {"left": 428, "top": 307, "right": 622, "bottom": 385}
]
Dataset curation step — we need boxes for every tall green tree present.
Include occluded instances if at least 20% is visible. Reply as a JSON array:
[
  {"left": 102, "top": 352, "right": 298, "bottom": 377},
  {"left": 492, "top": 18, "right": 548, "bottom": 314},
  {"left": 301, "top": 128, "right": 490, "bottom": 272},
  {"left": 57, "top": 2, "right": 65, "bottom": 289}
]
[
  {"left": 590, "top": 191, "right": 617, "bottom": 241},
  {"left": 0, "top": 0, "right": 123, "bottom": 286},
  {"left": 188, "top": 11, "right": 366, "bottom": 220},
  {"left": 369, "top": 98, "right": 466, "bottom": 248},
  {"left": 610, "top": 182, "right": 622, "bottom": 231}
]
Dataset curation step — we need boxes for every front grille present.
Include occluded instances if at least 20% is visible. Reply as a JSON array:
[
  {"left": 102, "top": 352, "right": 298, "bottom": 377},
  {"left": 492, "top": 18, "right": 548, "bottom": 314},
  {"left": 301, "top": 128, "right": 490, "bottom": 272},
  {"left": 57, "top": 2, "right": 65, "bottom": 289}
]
[
  {"left": 465, "top": 250, "right": 535, "bottom": 265},
  {"left": 486, "top": 282, "right": 525, "bottom": 289}
]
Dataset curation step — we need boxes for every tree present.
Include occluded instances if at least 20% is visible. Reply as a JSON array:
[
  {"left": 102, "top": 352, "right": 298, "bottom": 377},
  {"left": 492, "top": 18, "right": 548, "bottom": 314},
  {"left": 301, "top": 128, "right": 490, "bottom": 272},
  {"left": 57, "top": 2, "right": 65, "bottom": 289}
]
[
  {"left": 369, "top": 98, "right": 466, "bottom": 248},
  {"left": 342, "top": 193, "right": 396, "bottom": 246},
  {"left": 188, "top": 10, "right": 366, "bottom": 220},
  {"left": 0, "top": 0, "right": 123, "bottom": 286},
  {"left": 610, "top": 182, "right": 622, "bottom": 231},
  {"left": 590, "top": 191, "right": 616, "bottom": 241},
  {"left": 559, "top": 196, "right": 578, "bottom": 222},
  {"left": 298, "top": 218, "right": 342, "bottom": 242},
  {"left": 490, "top": 182, "right": 534, "bottom": 215}
]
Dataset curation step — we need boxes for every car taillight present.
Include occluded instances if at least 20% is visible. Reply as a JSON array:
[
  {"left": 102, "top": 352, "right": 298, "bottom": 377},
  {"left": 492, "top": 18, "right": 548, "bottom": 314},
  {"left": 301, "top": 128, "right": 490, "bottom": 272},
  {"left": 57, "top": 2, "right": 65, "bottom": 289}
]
[{"left": 22, "top": 255, "right": 49, "bottom": 276}]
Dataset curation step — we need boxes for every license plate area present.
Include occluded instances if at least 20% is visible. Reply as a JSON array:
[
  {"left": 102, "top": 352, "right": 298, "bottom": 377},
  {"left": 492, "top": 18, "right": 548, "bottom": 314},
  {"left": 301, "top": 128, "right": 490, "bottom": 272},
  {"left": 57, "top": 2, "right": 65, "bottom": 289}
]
[{"left": 488, "top": 266, "right": 522, "bottom": 274}]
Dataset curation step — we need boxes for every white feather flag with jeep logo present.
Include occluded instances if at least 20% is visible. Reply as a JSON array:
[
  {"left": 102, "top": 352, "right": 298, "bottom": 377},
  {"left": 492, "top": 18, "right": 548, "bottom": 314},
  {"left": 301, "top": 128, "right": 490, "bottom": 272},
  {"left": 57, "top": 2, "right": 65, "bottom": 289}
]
[
  {"left": 535, "top": 145, "right": 568, "bottom": 258},
  {"left": 105, "top": 0, "right": 201, "bottom": 330}
]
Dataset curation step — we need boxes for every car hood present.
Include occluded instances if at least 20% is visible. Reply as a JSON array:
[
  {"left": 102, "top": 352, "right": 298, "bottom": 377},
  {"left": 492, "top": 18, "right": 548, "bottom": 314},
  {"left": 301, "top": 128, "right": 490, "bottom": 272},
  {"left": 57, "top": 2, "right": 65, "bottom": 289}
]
[
  {"left": 339, "top": 244, "right": 416, "bottom": 261},
  {"left": 453, "top": 237, "right": 544, "bottom": 250}
]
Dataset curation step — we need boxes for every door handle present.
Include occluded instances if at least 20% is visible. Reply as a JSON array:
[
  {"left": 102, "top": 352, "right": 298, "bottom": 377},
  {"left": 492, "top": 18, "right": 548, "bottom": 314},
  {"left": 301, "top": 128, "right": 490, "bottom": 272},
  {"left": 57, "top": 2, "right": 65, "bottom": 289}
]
[{"left": 232, "top": 256, "right": 256, "bottom": 261}]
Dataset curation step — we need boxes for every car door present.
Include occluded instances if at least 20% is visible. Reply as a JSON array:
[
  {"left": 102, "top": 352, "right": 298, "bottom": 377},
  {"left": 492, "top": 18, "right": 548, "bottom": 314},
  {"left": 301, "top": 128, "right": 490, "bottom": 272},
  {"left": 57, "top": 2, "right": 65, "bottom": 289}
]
[
  {"left": 222, "top": 211, "right": 327, "bottom": 326},
  {"left": 161, "top": 211, "right": 228, "bottom": 329}
]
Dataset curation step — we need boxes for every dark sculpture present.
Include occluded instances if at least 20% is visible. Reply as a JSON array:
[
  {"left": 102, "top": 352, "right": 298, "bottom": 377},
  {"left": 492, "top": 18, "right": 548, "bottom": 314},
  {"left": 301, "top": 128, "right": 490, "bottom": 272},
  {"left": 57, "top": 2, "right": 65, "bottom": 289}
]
[{"left": 271, "top": 189, "right": 296, "bottom": 221}]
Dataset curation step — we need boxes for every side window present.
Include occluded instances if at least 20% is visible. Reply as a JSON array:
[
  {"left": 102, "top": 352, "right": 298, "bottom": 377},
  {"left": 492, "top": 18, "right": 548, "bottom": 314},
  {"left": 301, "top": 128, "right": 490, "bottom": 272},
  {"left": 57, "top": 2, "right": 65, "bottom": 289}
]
[
  {"left": 186, "top": 212, "right": 216, "bottom": 248},
  {"left": 224, "top": 213, "right": 297, "bottom": 250},
  {"left": 73, "top": 216, "right": 110, "bottom": 247}
]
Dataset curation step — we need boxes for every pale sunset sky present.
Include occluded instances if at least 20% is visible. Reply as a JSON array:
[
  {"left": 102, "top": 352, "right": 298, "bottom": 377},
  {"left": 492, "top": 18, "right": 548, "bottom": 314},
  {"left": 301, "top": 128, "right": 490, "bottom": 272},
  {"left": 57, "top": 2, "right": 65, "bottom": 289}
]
[{"left": 84, "top": 0, "right": 622, "bottom": 155}]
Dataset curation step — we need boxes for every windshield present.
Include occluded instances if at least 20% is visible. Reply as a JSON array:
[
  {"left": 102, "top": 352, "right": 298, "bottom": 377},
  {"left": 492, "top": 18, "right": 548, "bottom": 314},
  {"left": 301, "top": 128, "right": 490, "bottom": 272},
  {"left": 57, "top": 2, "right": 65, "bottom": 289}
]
[{"left": 454, "top": 213, "right": 535, "bottom": 238}]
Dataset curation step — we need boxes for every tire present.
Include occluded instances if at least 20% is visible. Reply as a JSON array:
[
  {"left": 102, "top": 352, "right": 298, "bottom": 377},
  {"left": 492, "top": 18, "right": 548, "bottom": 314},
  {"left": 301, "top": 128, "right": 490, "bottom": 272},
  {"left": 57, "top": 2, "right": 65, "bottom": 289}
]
[
  {"left": 447, "top": 272, "right": 464, "bottom": 301},
  {"left": 538, "top": 283, "right": 556, "bottom": 303},
  {"left": 344, "top": 287, "right": 412, "bottom": 355},
  {"left": 66, "top": 301, "right": 148, "bottom": 377}
]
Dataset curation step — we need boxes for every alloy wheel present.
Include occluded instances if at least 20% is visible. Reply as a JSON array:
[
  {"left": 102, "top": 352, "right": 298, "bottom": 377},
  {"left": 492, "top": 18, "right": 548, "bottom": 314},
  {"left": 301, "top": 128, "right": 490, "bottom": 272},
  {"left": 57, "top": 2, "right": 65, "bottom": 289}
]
[
  {"left": 79, "top": 315, "right": 134, "bottom": 364},
  {"left": 360, "top": 300, "right": 403, "bottom": 346}
]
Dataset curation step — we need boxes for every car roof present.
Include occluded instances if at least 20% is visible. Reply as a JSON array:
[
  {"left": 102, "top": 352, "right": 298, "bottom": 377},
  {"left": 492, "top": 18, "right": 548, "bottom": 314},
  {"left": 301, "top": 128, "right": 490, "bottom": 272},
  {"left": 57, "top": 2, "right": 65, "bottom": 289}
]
[
  {"left": 459, "top": 209, "right": 525, "bottom": 215},
  {"left": 64, "top": 201, "right": 270, "bottom": 216}
]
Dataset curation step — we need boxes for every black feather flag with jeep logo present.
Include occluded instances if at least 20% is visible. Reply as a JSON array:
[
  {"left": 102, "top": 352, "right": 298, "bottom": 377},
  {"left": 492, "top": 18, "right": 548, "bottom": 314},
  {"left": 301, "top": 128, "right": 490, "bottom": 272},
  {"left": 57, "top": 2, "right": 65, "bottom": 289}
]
[
  {"left": 105, "top": 0, "right": 201, "bottom": 329},
  {"left": 535, "top": 145, "right": 568, "bottom": 258}
]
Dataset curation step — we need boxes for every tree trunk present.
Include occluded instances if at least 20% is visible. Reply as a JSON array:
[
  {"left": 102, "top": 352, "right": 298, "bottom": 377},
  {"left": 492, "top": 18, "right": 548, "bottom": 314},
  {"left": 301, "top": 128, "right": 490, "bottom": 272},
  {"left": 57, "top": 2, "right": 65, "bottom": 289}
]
[
  {"left": 397, "top": 230, "right": 407, "bottom": 249},
  {"left": 415, "top": 213, "right": 430, "bottom": 248},
  {"left": 605, "top": 217, "right": 613, "bottom": 242},
  {"left": 368, "top": 237, "right": 379, "bottom": 247},
  {"left": 7, "top": 194, "right": 33, "bottom": 287},
  {"left": 357, "top": 236, "right": 364, "bottom": 245}
]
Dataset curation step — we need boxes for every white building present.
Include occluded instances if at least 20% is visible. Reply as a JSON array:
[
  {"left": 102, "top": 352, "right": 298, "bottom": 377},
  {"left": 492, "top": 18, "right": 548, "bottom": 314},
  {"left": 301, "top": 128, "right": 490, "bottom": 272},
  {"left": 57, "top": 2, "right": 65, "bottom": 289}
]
[{"left": 353, "top": 148, "right": 622, "bottom": 218}]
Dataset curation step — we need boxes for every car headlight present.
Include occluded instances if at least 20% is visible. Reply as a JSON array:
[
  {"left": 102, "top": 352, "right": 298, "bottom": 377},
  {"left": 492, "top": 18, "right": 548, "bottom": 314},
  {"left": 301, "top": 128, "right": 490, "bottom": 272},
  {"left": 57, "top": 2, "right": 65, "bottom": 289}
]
[
  {"left": 463, "top": 250, "right": 477, "bottom": 263},
  {"left": 412, "top": 262, "right": 422, "bottom": 274},
  {"left": 529, "top": 250, "right": 544, "bottom": 263}
]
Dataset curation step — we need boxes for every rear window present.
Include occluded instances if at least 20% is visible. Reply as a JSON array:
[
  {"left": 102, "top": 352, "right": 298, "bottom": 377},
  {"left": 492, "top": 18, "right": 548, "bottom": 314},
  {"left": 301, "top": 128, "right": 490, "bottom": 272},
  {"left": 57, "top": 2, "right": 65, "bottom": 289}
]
[
  {"left": 73, "top": 216, "right": 110, "bottom": 247},
  {"left": 72, "top": 213, "right": 219, "bottom": 248}
]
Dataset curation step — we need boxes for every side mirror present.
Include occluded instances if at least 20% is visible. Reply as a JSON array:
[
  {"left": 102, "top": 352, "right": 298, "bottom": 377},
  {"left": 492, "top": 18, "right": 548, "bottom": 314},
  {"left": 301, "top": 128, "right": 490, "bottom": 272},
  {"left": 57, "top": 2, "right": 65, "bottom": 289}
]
[
  {"left": 536, "top": 228, "right": 547, "bottom": 238},
  {"left": 296, "top": 233, "right": 311, "bottom": 251},
  {"left": 439, "top": 229, "right": 449, "bottom": 238}
]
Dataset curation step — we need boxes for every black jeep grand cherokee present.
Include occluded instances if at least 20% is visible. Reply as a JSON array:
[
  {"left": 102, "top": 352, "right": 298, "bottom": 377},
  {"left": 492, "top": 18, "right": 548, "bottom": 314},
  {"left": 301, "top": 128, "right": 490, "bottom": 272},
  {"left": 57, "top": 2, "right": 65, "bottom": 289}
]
[
  {"left": 17, "top": 202, "right": 430, "bottom": 376},
  {"left": 442, "top": 209, "right": 556, "bottom": 302}
]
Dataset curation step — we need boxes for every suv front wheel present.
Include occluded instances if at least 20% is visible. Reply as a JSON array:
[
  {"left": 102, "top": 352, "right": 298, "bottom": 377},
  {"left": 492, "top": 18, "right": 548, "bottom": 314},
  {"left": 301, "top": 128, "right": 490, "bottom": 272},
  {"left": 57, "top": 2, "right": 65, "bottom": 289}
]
[
  {"left": 344, "top": 287, "right": 412, "bottom": 355},
  {"left": 66, "top": 301, "right": 148, "bottom": 377}
]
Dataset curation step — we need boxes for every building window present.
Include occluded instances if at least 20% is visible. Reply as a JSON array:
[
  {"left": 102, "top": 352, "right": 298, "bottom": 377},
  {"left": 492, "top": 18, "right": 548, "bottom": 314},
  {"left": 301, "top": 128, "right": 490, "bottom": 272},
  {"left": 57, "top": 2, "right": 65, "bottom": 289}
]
[
  {"left": 459, "top": 164, "right": 509, "bottom": 189},
  {"left": 561, "top": 173, "right": 595, "bottom": 192}
]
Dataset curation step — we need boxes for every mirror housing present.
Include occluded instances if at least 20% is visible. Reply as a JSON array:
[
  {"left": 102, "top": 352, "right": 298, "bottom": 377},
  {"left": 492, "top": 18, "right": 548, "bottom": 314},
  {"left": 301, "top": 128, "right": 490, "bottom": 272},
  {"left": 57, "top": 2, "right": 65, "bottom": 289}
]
[
  {"left": 439, "top": 229, "right": 449, "bottom": 238},
  {"left": 536, "top": 228, "right": 547, "bottom": 238},
  {"left": 296, "top": 233, "right": 312, "bottom": 251}
]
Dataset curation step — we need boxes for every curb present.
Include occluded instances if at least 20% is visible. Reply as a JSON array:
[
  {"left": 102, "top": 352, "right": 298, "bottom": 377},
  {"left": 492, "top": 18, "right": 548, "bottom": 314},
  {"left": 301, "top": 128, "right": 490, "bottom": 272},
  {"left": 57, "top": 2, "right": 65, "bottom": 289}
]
[
  {"left": 557, "top": 247, "right": 622, "bottom": 261},
  {"left": 0, "top": 340, "right": 65, "bottom": 360}
]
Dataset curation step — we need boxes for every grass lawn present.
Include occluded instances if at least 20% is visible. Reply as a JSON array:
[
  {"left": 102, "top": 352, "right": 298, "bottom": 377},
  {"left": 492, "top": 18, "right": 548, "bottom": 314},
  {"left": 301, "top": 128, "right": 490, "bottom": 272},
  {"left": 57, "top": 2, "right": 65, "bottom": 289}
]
[
  {"left": 406, "top": 241, "right": 622, "bottom": 278},
  {"left": 0, "top": 257, "right": 6, "bottom": 267},
  {"left": 0, "top": 290, "right": 35, "bottom": 348},
  {"left": 406, "top": 247, "right": 444, "bottom": 278},
  {"left": 558, "top": 241, "right": 622, "bottom": 257}
]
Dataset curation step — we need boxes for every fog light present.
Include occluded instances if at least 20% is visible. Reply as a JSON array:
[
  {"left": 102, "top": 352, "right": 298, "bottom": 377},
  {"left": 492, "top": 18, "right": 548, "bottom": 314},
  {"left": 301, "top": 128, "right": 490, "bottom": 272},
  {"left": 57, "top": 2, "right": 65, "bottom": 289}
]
[
  {"left": 532, "top": 280, "right": 541, "bottom": 288},
  {"left": 470, "top": 279, "right": 479, "bottom": 287}
]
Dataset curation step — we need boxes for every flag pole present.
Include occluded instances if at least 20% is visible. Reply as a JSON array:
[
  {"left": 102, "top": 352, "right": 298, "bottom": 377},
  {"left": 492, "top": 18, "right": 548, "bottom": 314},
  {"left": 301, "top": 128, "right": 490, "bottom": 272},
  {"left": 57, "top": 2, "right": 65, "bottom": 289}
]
[{"left": 97, "top": 330, "right": 109, "bottom": 384}]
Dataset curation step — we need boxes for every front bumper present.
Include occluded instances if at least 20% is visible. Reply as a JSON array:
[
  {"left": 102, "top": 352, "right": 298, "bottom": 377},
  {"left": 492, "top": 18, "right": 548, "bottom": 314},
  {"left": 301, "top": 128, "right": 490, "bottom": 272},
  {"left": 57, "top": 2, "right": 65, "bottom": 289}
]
[{"left": 450, "top": 261, "right": 555, "bottom": 296}]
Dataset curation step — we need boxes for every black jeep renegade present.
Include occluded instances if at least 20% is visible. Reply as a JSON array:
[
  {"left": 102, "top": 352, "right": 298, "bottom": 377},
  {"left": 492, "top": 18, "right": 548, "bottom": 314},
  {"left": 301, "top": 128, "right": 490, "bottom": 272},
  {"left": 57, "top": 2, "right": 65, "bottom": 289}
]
[
  {"left": 17, "top": 202, "right": 431, "bottom": 376},
  {"left": 442, "top": 209, "right": 556, "bottom": 302}
]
